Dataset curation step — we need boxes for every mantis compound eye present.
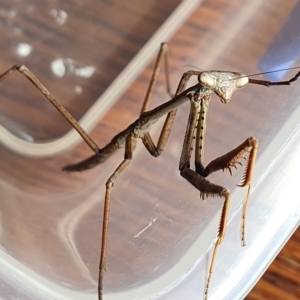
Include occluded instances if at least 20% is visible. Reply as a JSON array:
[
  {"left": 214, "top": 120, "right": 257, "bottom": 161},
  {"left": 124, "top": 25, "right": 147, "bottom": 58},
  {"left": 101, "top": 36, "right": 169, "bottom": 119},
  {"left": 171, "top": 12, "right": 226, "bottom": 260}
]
[
  {"left": 235, "top": 75, "right": 249, "bottom": 88},
  {"left": 199, "top": 72, "right": 216, "bottom": 88}
]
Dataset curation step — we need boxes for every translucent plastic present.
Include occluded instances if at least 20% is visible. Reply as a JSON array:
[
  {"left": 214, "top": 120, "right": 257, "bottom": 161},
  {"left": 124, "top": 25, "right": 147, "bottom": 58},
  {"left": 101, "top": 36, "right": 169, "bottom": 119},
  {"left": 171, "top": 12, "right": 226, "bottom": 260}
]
[{"left": 0, "top": 1, "right": 300, "bottom": 300}]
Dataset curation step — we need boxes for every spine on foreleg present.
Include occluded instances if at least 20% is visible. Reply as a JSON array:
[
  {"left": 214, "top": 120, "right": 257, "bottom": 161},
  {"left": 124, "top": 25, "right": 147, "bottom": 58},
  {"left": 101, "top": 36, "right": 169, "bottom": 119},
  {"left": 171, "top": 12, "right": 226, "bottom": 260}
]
[{"left": 180, "top": 168, "right": 226, "bottom": 199}]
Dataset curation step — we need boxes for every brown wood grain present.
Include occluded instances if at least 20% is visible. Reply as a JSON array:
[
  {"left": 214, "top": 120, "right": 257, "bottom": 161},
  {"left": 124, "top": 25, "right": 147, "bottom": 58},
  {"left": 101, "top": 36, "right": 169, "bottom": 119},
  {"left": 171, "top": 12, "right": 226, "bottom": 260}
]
[{"left": 246, "top": 227, "right": 300, "bottom": 300}]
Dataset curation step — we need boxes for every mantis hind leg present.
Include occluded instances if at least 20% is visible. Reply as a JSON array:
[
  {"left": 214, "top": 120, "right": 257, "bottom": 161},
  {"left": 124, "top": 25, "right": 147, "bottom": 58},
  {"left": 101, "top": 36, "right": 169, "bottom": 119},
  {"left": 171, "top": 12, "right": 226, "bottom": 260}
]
[{"left": 98, "top": 133, "right": 135, "bottom": 300}]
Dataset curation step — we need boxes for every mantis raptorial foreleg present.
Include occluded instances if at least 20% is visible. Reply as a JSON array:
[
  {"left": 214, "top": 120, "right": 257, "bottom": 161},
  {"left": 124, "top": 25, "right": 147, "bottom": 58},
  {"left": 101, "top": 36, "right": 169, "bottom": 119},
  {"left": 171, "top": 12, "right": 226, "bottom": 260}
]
[
  {"left": 202, "top": 136, "right": 258, "bottom": 299},
  {"left": 178, "top": 90, "right": 258, "bottom": 299}
]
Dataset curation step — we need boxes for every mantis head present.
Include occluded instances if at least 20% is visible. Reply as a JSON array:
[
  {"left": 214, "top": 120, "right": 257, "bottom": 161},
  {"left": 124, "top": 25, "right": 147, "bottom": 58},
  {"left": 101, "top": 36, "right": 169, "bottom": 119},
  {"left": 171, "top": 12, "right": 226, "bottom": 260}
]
[{"left": 198, "top": 71, "right": 249, "bottom": 103}]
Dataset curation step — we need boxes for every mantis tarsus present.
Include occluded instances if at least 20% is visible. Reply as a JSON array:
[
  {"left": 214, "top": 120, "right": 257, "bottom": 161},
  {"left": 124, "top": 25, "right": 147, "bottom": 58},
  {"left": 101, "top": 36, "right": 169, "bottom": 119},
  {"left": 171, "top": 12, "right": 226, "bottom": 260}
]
[{"left": 1, "top": 43, "right": 299, "bottom": 300}]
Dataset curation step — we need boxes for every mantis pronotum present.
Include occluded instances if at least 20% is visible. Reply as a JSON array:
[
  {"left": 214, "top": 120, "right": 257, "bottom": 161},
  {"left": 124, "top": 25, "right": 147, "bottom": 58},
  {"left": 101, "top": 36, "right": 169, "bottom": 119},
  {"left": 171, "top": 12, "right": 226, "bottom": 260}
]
[{"left": 0, "top": 43, "right": 299, "bottom": 300}]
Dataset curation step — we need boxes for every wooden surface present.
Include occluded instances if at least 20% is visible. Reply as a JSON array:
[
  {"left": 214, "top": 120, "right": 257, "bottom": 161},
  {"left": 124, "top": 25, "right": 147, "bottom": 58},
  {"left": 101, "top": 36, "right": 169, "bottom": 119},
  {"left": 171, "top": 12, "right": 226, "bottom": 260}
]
[
  {"left": 246, "top": 227, "right": 300, "bottom": 300},
  {"left": 0, "top": 0, "right": 181, "bottom": 140},
  {"left": 0, "top": 0, "right": 299, "bottom": 299}
]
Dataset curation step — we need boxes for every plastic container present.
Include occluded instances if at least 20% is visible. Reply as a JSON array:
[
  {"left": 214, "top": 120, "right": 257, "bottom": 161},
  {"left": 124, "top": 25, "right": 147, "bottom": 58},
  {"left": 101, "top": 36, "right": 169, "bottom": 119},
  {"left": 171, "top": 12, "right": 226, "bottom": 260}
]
[{"left": 0, "top": 1, "right": 299, "bottom": 300}]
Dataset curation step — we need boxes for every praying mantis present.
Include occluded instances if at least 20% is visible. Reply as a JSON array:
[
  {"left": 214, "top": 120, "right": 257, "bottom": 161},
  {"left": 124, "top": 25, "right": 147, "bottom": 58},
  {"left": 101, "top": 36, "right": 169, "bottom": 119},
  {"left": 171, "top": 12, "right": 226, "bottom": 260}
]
[{"left": 1, "top": 43, "right": 299, "bottom": 300}]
